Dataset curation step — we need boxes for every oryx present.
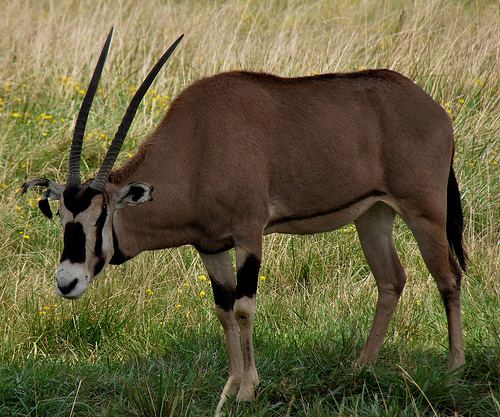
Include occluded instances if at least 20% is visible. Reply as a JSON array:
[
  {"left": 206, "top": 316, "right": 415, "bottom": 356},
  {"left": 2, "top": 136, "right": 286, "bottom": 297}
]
[{"left": 23, "top": 29, "right": 466, "bottom": 408}]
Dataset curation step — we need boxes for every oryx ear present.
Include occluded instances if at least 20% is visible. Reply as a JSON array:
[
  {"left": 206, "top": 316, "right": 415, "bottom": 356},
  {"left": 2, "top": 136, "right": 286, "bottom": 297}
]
[
  {"left": 115, "top": 182, "right": 154, "bottom": 209},
  {"left": 21, "top": 178, "right": 64, "bottom": 219}
]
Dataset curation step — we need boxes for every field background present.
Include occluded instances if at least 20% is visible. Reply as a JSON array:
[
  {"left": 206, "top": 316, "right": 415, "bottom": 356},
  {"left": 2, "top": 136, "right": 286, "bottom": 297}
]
[{"left": 0, "top": 0, "right": 498, "bottom": 416}]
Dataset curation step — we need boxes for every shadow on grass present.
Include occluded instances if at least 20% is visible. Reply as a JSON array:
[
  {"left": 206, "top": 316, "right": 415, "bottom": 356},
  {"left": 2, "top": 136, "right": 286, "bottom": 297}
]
[{"left": 0, "top": 328, "right": 497, "bottom": 417}]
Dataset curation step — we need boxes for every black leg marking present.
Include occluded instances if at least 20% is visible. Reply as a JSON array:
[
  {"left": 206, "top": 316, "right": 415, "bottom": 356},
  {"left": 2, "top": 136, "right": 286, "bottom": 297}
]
[
  {"left": 210, "top": 278, "right": 235, "bottom": 311},
  {"left": 235, "top": 255, "right": 260, "bottom": 299},
  {"left": 60, "top": 222, "right": 86, "bottom": 263}
]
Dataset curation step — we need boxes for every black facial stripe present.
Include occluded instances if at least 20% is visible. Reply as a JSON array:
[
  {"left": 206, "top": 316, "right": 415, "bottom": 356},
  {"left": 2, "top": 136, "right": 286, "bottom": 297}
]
[
  {"left": 63, "top": 187, "right": 101, "bottom": 216},
  {"left": 235, "top": 255, "right": 260, "bottom": 299},
  {"left": 94, "top": 259, "right": 105, "bottom": 277},
  {"left": 109, "top": 227, "right": 132, "bottom": 265},
  {"left": 94, "top": 204, "right": 108, "bottom": 257},
  {"left": 60, "top": 222, "right": 86, "bottom": 264},
  {"left": 210, "top": 277, "right": 235, "bottom": 311}
]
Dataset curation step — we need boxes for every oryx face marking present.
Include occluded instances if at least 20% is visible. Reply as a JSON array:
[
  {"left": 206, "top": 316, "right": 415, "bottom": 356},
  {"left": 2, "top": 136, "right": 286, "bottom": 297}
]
[
  {"left": 56, "top": 190, "right": 113, "bottom": 299},
  {"left": 61, "top": 222, "right": 86, "bottom": 263}
]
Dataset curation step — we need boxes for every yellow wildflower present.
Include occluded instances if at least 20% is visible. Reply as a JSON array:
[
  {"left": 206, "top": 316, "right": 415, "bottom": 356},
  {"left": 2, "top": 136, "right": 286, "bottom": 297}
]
[
  {"left": 198, "top": 274, "right": 207, "bottom": 281},
  {"left": 60, "top": 75, "right": 72, "bottom": 85},
  {"left": 145, "top": 288, "right": 154, "bottom": 296},
  {"left": 416, "top": 298, "right": 422, "bottom": 306},
  {"left": 11, "top": 112, "right": 22, "bottom": 118},
  {"left": 28, "top": 196, "right": 39, "bottom": 208},
  {"left": 259, "top": 275, "right": 267, "bottom": 281},
  {"left": 37, "top": 113, "right": 54, "bottom": 121},
  {"left": 341, "top": 224, "right": 356, "bottom": 234},
  {"left": 175, "top": 303, "right": 182, "bottom": 308},
  {"left": 458, "top": 98, "right": 465, "bottom": 104},
  {"left": 199, "top": 290, "right": 206, "bottom": 298}
]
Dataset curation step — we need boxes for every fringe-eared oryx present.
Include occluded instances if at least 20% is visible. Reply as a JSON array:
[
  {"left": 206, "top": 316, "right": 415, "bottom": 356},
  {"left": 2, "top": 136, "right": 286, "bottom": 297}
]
[{"left": 23, "top": 29, "right": 466, "bottom": 408}]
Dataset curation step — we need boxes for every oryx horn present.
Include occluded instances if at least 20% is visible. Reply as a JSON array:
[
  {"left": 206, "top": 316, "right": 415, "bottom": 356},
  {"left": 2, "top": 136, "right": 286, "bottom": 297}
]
[
  {"left": 90, "top": 34, "right": 183, "bottom": 191},
  {"left": 67, "top": 28, "right": 113, "bottom": 188}
]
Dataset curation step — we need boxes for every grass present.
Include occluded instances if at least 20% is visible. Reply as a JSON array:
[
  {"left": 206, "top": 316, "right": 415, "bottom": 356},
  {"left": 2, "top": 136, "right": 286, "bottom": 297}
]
[{"left": 0, "top": 0, "right": 498, "bottom": 415}]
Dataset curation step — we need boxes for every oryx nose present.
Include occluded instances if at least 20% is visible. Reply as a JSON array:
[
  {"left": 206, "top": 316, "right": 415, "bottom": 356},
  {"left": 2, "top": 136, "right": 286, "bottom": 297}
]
[{"left": 57, "top": 278, "right": 78, "bottom": 295}]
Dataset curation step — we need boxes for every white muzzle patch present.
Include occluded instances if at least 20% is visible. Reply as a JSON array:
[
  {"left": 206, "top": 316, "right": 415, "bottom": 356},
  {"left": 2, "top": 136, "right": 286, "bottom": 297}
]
[{"left": 56, "top": 262, "right": 90, "bottom": 299}]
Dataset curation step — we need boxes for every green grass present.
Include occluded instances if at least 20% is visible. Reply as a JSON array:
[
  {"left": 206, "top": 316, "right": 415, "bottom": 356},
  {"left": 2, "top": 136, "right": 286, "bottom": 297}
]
[{"left": 0, "top": 0, "right": 499, "bottom": 416}]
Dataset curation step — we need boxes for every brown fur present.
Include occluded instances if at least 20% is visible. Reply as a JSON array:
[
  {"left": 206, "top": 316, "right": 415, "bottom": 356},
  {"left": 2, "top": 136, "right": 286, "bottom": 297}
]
[{"left": 109, "top": 69, "right": 454, "bottom": 256}]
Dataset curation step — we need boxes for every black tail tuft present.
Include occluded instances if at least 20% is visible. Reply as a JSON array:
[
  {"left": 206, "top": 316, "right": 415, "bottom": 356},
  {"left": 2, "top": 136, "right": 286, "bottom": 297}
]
[{"left": 446, "top": 165, "right": 467, "bottom": 271}]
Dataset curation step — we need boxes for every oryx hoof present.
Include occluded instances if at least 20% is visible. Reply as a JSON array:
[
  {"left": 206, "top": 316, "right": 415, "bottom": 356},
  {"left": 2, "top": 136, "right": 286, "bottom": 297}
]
[
  {"left": 223, "top": 375, "right": 241, "bottom": 397},
  {"left": 355, "top": 350, "right": 376, "bottom": 368},
  {"left": 236, "top": 369, "right": 259, "bottom": 402}
]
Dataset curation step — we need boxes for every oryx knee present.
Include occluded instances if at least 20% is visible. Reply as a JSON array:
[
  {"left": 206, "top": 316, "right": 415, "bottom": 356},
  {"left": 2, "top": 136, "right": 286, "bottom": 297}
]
[{"left": 234, "top": 296, "right": 255, "bottom": 327}]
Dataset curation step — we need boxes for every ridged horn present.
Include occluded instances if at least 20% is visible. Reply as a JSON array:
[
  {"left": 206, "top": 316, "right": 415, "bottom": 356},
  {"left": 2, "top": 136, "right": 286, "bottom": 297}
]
[
  {"left": 67, "top": 28, "right": 113, "bottom": 188},
  {"left": 90, "top": 34, "right": 183, "bottom": 192}
]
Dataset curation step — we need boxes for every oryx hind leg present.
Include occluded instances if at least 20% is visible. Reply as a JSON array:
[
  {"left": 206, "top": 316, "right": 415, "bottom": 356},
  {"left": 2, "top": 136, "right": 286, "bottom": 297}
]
[
  {"left": 403, "top": 212, "right": 465, "bottom": 371},
  {"left": 355, "top": 202, "right": 407, "bottom": 366},
  {"left": 199, "top": 251, "right": 244, "bottom": 412}
]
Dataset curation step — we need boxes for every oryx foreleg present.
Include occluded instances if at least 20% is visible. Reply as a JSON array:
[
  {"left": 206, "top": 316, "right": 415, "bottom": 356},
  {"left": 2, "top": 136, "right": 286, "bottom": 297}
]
[
  {"left": 199, "top": 251, "right": 244, "bottom": 408},
  {"left": 233, "top": 240, "right": 262, "bottom": 402}
]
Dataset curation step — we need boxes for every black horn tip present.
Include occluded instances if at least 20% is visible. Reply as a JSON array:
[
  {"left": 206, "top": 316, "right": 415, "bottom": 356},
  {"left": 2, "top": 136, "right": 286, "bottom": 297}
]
[
  {"left": 174, "top": 34, "right": 184, "bottom": 45},
  {"left": 106, "top": 27, "right": 114, "bottom": 42}
]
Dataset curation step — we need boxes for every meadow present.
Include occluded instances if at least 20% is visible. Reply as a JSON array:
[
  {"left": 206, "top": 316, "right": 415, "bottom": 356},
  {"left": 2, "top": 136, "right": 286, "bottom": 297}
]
[{"left": 0, "top": 0, "right": 498, "bottom": 415}]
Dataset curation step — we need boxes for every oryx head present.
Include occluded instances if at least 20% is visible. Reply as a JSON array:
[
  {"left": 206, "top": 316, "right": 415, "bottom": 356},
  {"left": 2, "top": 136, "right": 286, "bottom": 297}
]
[{"left": 22, "top": 29, "right": 182, "bottom": 299}]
